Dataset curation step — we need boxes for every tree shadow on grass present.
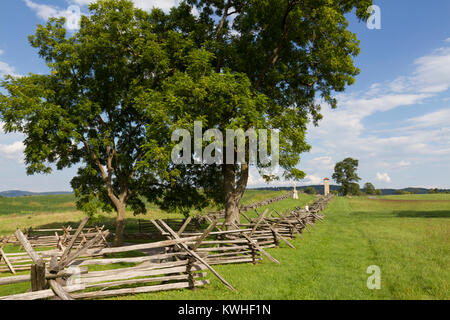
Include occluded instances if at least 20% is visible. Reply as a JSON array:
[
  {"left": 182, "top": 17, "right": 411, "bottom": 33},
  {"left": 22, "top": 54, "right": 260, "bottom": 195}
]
[
  {"left": 31, "top": 215, "right": 206, "bottom": 236},
  {"left": 31, "top": 216, "right": 139, "bottom": 233},
  {"left": 350, "top": 210, "right": 450, "bottom": 218},
  {"left": 393, "top": 210, "right": 450, "bottom": 218}
]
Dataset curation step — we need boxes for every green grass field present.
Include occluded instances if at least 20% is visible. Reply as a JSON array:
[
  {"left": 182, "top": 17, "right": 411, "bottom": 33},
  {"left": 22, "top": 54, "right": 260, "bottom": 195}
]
[
  {"left": 0, "top": 193, "right": 448, "bottom": 299},
  {"left": 0, "top": 189, "right": 287, "bottom": 235},
  {"left": 380, "top": 193, "right": 450, "bottom": 200}
]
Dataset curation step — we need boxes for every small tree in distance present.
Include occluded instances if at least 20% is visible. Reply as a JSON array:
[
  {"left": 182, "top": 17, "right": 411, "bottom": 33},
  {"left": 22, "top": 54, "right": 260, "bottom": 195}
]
[
  {"left": 332, "top": 158, "right": 361, "bottom": 196},
  {"left": 364, "top": 182, "right": 376, "bottom": 195},
  {"left": 304, "top": 186, "right": 317, "bottom": 195}
]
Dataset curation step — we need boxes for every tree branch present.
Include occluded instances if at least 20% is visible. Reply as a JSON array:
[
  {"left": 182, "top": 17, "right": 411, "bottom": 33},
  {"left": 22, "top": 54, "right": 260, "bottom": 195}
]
[
  {"left": 215, "top": 0, "right": 231, "bottom": 73},
  {"left": 80, "top": 137, "right": 120, "bottom": 206},
  {"left": 216, "top": 0, "right": 231, "bottom": 40},
  {"left": 255, "top": 0, "right": 301, "bottom": 89}
]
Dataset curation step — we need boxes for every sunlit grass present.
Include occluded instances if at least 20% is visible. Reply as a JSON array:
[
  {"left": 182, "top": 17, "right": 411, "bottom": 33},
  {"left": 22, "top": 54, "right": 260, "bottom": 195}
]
[{"left": 112, "top": 194, "right": 449, "bottom": 300}]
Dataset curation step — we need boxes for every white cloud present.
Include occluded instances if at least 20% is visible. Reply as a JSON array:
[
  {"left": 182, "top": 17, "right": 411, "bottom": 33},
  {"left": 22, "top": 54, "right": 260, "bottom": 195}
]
[
  {"left": 25, "top": 0, "right": 60, "bottom": 20},
  {"left": 132, "top": 0, "right": 179, "bottom": 11},
  {"left": 406, "top": 108, "right": 450, "bottom": 129},
  {"left": 305, "top": 41, "right": 450, "bottom": 186},
  {"left": 376, "top": 172, "right": 391, "bottom": 183},
  {"left": 413, "top": 47, "right": 450, "bottom": 93},
  {"left": 0, "top": 49, "right": 17, "bottom": 77},
  {"left": 0, "top": 141, "right": 25, "bottom": 163},
  {"left": 25, "top": 0, "right": 82, "bottom": 31},
  {"left": 311, "top": 156, "right": 334, "bottom": 169},
  {"left": 303, "top": 156, "right": 334, "bottom": 176},
  {"left": 68, "top": 0, "right": 94, "bottom": 5},
  {"left": 303, "top": 174, "right": 323, "bottom": 185},
  {"left": 247, "top": 166, "right": 324, "bottom": 188},
  {"left": 26, "top": 0, "right": 194, "bottom": 31},
  {"left": 0, "top": 61, "right": 16, "bottom": 76},
  {"left": 368, "top": 46, "right": 450, "bottom": 95},
  {"left": 396, "top": 161, "right": 411, "bottom": 168},
  {"left": 0, "top": 50, "right": 21, "bottom": 78},
  {"left": 247, "top": 168, "right": 267, "bottom": 187},
  {"left": 69, "top": 0, "right": 180, "bottom": 11}
]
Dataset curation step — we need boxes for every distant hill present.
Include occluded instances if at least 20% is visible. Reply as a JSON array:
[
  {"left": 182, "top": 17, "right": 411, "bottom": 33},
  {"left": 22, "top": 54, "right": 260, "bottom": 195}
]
[
  {"left": 0, "top": 190, "right": 73, "bottom": 197},
  {"left": 250, "top": 185, "right": 339, "bottom": 194},
  {"left": 249, "top": 185, "right": 449, "bottom": 195},
  {"left": 1, "top": 187, "right": 448, "bottom": 198}
]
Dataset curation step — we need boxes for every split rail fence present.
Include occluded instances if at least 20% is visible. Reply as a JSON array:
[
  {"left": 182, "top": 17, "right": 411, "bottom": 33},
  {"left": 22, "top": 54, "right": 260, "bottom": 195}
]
[{"left": 0, "top": 194, "right": 333, "bottom": 300}]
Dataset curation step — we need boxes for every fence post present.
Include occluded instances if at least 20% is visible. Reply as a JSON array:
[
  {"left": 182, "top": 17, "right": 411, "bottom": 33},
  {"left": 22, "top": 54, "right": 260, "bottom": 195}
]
[
  {"left": 30, "top": 261, "right": 46, "bottom": 291},
  {"left": 250, "top": 241, "right": 258, "bottom": 265},
  {"left": 272, "top": 229, "right": 280, "bottom": 247},
  {"left": 187, "top": 256, "right": 197, "bottom": 291}
]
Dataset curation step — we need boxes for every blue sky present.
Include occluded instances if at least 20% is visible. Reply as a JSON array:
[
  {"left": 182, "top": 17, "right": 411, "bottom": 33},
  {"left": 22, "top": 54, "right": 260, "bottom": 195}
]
[{"left": 0, "top": 0, "right": 449, "bottom": 192}]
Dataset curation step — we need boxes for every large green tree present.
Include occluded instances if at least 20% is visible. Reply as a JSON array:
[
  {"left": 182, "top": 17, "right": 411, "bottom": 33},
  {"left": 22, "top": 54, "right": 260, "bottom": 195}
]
[
  {"left": 149, "top": 0, "right": 372, "bottom": 223},
  {"left": 332, "top": 157, "right": 361, "bottom": 196},
  {"left": 0, "top": 0, "right": 374, "bottom": 239},
  {"left": 0, "top": 0, "right": 189, "bottom": 245}
]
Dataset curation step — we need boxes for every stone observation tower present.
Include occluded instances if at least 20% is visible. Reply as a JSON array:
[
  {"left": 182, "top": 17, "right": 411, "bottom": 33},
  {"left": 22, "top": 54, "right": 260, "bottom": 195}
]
[{"left": 324, "top": 178, "right": 330, "bottom": 196}]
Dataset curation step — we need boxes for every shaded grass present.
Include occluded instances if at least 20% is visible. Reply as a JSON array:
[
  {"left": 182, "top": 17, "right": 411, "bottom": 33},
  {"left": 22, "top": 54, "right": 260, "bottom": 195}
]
[{"left": 380, "top": 194, "right": 450, "bottom": 201}]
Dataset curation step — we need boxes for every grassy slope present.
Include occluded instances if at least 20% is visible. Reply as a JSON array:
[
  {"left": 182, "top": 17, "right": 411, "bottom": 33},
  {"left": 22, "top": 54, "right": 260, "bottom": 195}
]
[
  {"left": 1, "top": 193, "right": 448, "bottom": 299},
  {"left": 0, "top": 190, "right": 287, "bottom": 236}
]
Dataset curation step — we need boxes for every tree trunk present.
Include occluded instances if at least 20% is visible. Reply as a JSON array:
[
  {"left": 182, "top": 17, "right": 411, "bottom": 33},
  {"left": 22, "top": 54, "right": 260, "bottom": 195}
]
[
  {"left": 224, "top": 197, "right": 240, "bottom": 225},
  {"left": 114, "top": 202, "right": 126, "bottom": 246},
  {"left": 223, "top": 164, "right": 239, "bottom": 225},
  {"left": 223, "top": 162, "right": 249, "bottom": 226}
]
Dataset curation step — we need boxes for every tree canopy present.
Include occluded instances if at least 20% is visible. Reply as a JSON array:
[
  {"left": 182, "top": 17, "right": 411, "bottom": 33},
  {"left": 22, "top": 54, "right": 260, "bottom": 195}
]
[
  {"left": 147, "top": 0, "right": 373, "bottom": 222},
  {"left": 0, "top": 0, "right": 374, "bottom": 239},
  {"left": 0, "top": 0, "right": 190, "bottom": 244},
  {"left": 332, "top": 157, "right": 361, "bottom": 196}
]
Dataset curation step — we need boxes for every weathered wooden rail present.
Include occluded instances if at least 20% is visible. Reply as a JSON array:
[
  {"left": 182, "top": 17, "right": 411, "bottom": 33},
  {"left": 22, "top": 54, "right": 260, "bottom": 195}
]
[
  {"left": 0, "top": 221, "right": 109, "bottom": 274},
  {"left": 0, "top": 220, "right": 222, "bottom": 299},
  {"left": 1, "top": 225, "right": 109, "bottom": 249}
]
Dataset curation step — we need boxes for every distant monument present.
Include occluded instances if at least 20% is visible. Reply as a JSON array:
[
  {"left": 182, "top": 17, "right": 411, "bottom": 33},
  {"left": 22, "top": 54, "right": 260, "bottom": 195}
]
[
  {"left": 293, "top": 184, "right": 299, "bottom": 199},
  {"left": 324, "top": 178, "right": 330, "bottom": 196}
]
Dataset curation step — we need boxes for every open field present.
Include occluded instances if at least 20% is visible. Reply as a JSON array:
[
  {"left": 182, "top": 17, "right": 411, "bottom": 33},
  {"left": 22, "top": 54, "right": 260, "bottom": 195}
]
[
  {"left": 0, "top": 189, "right": 288, "bottom": 236},
  {"left": 0, "top": 193, "right": 448, "bottom": 299},
  {"left": 380, "top": 194, "right": 450, "bottom": 201}
]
